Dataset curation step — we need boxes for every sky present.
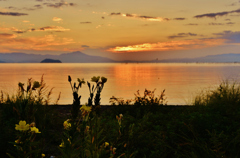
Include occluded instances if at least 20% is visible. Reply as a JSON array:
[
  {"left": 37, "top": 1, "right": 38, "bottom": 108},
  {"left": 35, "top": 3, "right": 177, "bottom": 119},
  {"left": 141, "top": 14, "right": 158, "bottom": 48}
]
[{"left": 0, "top": 0, "right": 240, "bottom": 61}]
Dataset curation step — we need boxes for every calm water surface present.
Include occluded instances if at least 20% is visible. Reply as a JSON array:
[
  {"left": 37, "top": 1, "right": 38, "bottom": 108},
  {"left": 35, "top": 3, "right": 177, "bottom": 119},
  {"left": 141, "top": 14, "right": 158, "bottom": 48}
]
[{"left": 0, "top": 63, "right": 240, "bottom": 105}]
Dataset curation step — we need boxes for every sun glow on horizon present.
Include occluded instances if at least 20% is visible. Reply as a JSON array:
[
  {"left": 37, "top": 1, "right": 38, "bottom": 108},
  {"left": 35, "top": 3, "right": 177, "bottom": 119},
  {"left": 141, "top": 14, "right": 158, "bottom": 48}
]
[{"left": 107, "top": 39, "right": 226, "bottom": 53}]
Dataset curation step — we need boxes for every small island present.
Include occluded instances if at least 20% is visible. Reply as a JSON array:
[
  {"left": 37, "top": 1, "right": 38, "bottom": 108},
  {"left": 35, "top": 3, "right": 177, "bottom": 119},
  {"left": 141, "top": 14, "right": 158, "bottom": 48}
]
[{"left": 40, "top": 58, "right": 62, "bottom": 63}]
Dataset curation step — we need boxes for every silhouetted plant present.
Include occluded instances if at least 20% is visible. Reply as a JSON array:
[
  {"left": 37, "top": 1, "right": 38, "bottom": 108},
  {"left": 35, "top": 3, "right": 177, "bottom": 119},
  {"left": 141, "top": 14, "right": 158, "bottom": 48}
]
[
  {"left": 134, "top": 89, "right": 167, "bottom": 106},
  {"left": 109, "top": 96, "right": 133, "bottom": 106},
  {"left": 87, "top": 76, "right": 107, "bottom": 106},
  {"left": 68, "top": 75, "right": 85, "bottom": 120}
]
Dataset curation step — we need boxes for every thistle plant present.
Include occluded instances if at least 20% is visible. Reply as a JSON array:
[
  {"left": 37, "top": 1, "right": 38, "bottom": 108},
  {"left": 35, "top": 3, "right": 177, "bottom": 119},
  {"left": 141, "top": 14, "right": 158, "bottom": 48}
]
[
  {"left": 87, "top": 76, "right": 107, "bottom": 106},
  {"left": 68, "top": 75, "right": 85, "bottom": 120}
]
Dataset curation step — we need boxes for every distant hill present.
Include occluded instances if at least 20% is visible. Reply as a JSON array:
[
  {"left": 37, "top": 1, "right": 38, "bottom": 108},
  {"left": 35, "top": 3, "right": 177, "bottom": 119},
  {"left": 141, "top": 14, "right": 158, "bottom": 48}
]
[
  {"left": 1, "top": 52, "right": 240, "bottom": 63},
  {"left": 158, "top": 53, "right": 240, "bottom": 63},
  {"left": 0, "top": 51, "right": 115, "bottom": 63},
  {"left": 40, "top": 59, "right": 62, "bottom": 63}
]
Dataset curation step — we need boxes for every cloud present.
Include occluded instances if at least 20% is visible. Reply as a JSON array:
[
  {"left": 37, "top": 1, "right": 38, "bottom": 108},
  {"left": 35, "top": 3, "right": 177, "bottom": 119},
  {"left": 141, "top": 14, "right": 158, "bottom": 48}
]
[
  {"left": 110, "top": 12, "right": 121, "bottom": 16},
  {"left": 173, "top": 18, "right": 186, "bottom": 20},
  {"left": 43, "top": 2, "right": 77, "bottom": 8},
  {"left": 107, "top": 38, "right": 226, "bottom": 53},
  {"left": 30, "top": 26, "right": 70, "bottom": 32},
  {"left": 0, "top": 11, "right": 28, "bottom": 16},
  {"left": 208, "top": 22, "right": 235, "bottom": 25},
  {"left": 0, "top": 33, "right": 17, "bottom": 38},
  {"left": 5, "top": 5, "right": 43, "bottom": 11},
  {"left": 194, "top": 8, "right": 240, "bottom": 19},
  {"left": 13, "top": 31, "right": 26, "bottom": 34},
  {"left": 227, "top": 2, "right": 237, "bottom": 6},
  {"left": 209, "top": 23, "right": 224, "bottom": 25},
  {"left": 168, "top": 32, "right": 197, "bottom": 39},
  {"left": 80, "top": 22, "right": 92, "bottom": 24},
  {"left": 0, "top": 34, "right": 75, "bottom": 51},
  {"left": 226, "top": 22, "right": 235, "bottom": 25},
  {"left": 52, "top": 17, "right": 63, "bottom": 22},
  {"left": 186, "top": 23, "right": 198, "bottom": 26},
  {"left": 81, "top": 45, "right": 89, "bottom": 48},
  {"left": 110, "top": 12, "right": 168, "bottom": 22},
  {"left": 213, "top": 30, "right": 240, "bottom": 43}
]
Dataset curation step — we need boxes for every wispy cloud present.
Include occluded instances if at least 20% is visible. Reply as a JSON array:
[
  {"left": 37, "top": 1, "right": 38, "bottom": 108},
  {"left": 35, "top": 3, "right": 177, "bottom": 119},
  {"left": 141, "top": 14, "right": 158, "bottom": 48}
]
[
  {"left": 208, "top": 22, "right": 235, "bottom": 25},
  {"left": 185, "top": 23, "right": 198, "bottom": 26},
  {"left": 0, "top": 33, "right": 17, "bottom": 38},
  {"left": 0, "top": 11, "right": 28, "bottom": 16},
  {"left": 43, "top": 1, "right": 76, "bottom": 8},
  {"left": 173, "top": 18, "right": 186, "bottom": 20},
  {"left": 213, "top": 30, "right": 240, "bottom": 43},
  {"left": 80, "top": 22, "right": 92, "bottom": 24},
  {"left": 30, "top": 26, "right": 70, "bottom": 32},
  {"left": 5, "top": 5, "right": 43, "bottom": 11},
  {"left": 168, "top": 32, "right": 197, "bottom": 39},
  {"left": 107, "top": 38, "right": 226, "bottom": 53},
  {"left": 209, "top": 23, "right": 224, "bottom": 25},
  {"left": 0, "top": 35, "right": 75, "bottom": 52},
  {"left": 52, "top": 17, "right": 63, "bottom": 23},
  {"left": 110, "top": 12, "right": 169, "bottom": 22},
  {"left": 81, "top": 45, "right": 89, "bottom": 48},
  {"left": 194, "top": 8, "right": 240, "bottom": 19}
]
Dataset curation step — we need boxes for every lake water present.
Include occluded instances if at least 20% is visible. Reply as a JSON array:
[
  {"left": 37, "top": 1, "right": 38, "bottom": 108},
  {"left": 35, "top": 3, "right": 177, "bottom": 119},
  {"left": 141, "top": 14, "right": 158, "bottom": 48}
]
[{"left": 0, "top": 63, "right": 240, "bottom": 105}]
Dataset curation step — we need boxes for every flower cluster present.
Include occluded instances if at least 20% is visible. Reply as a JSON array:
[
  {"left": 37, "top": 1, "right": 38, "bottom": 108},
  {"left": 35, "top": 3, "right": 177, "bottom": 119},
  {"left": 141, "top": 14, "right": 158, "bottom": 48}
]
[
  {"left": 116, "top": 114, "right": 123, "bottom": 126},
  {"left": 63, "top": 119, "right": 71, "bottom": 130},
  {"left": 15, "top": 120, "right": 41, "bottom": 133},
  {"left": 80, "top": 105, "right": 92, "bottom": 116}
]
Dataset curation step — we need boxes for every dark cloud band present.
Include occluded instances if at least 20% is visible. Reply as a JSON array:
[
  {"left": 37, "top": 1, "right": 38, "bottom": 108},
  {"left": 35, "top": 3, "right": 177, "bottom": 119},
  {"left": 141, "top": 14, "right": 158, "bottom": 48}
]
[
  {"left": 194, "top": 8, "right": 240, "bottom": 19},
  {"left": 0, "top": 11, "right": 28, "bottom": 16}
]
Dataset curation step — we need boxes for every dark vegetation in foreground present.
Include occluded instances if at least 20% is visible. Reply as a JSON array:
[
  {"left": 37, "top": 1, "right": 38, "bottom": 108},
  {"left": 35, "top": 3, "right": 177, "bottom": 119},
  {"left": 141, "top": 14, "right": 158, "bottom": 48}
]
[{"left": 1, "top": 76, "right": 240, "bottom": 158}]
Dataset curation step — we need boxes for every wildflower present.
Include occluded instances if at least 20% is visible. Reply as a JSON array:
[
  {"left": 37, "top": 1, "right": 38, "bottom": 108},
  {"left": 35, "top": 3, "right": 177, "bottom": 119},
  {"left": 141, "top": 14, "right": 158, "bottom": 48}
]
[
  {"left": 29, "top": 122, "right": 36, "bottom": 127},
  {"left": 105, "top": 142, "right": 109, "bottom": 148},
  {"left": 91, "top": 76, "right": 100, "bottom": 83},
  {"left": 116, "top": 114, "right": 123, "bottom": 126},
  {"left": 113, "top": 147, "right": 117, "bottom": 154},
  {"left": 68, "top": 138, "right": 71, "bottom": 144},
  {"left": 18, "top": 82, "right": 25, "bottom": 92},
  {"left": 30, "top": 127, "right": 41, "bottom": 133},
  {"left": 119, "top": 114, "right": 123, "bottom": 119},
  {"left": 59, "top": 141, "right": 64, "bottom": 147},
  {"left": 101, "top": 77, "right": 107, "bottom": 84},
  {"left": 63, "top": 119, "right": 71, "bottom": 130},
  {"left": 77, "top": 78, "right": 85, "bottom": 84},
  {"left": 41, "top": 153, "right": 45, "bottom": 157},
  {"left": 32, "top": 81, "right": 41, "bottom": 90},
  {"left": 85, "top": 126, "right": 90, "bottom": 132},
  {"left": 15, "top": 139, "right": 20, "bottom": 144},
  {"left": 15, "top": 120, "right": 30, "bottom": 131},
  {"left": 80, "top": 105, "right": 92, "bottom": 113}
]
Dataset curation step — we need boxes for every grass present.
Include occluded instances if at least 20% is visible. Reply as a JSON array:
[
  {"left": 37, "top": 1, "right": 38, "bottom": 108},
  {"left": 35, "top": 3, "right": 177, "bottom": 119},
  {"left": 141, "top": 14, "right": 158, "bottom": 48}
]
[{"left": 1, "top": 77, "right": 240, "bottom": 157}]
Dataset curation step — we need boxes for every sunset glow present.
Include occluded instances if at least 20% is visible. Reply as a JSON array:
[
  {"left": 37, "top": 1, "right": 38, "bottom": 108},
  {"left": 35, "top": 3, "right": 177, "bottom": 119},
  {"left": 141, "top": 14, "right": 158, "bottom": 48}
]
[
  {"left": 108, "top": 39, "right": 227, "bottom": 53},
  {"left": 0, "top": 0, "right": 239, "bottom": 60}
]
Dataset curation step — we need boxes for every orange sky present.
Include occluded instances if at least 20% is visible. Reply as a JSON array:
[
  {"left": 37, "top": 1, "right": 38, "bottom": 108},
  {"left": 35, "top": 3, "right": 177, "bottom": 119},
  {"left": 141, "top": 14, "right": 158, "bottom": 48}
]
[{"left": 0, "top": 0, "right": 240, "bottom": 60}]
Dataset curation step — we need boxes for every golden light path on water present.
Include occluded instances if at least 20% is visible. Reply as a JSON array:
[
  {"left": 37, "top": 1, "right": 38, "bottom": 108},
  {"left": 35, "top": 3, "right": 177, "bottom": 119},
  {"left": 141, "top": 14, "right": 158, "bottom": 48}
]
[{"left": 0, "top": 63, "right": 240, "bottom": 105}]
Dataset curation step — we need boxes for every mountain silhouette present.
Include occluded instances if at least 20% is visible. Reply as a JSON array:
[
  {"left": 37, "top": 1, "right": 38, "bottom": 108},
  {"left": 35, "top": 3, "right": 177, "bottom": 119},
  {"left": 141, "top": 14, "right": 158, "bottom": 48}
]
[{"left": 0, "top": 51, "right": 115, "bottom": 63}]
